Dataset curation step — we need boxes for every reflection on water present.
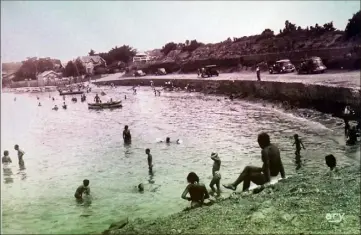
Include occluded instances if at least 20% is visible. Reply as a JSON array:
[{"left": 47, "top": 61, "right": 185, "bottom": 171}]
[
  {"left": 1, "top": 87, "right": 359, "bottom": 234},
  {"left": 3, "top": 166, "right": 14, "bottom": 184}
]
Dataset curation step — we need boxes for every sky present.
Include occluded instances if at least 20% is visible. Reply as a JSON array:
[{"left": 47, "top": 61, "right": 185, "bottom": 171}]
[{"left": 1, "top": 1, "right": 360, "bottom": 63}]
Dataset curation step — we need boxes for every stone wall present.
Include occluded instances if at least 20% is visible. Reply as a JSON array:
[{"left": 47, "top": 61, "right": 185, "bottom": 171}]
[{"left": 95, "top": 78, "right": 361, "bottom": 117}]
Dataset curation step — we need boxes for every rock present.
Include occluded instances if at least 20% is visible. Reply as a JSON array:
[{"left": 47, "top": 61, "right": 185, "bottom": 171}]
[
  {"left": 250, "top": 211, "right": 265, "bottom": 223},
  {"left": 109, "top": 217, "right": 129, "bottom": 230}
]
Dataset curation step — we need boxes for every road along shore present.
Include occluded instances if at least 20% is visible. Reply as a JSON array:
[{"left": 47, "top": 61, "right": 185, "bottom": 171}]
[{"left": 94, "top": 72, "right": 361, "bottom": 118}]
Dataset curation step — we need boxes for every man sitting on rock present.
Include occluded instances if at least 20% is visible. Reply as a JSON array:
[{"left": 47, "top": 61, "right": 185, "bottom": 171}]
[{"left": 223, "top": 132, "right": 286, "bottom": 192}]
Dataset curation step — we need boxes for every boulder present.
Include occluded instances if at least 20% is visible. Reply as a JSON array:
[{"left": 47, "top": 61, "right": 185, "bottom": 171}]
[{"left": 109, "top": 217, "right": 129, "bottom": 230}]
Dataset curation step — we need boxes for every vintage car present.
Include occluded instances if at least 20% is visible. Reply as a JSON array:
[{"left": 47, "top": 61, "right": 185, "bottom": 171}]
[
  {"left": 297, "top": 57, "right": 327, "bottom": 74},
  {"left": 200, "top": 65, "right": 219, "bottom": 78},
  {"left": 134, "top": 70, "right": 146, "bottom": 77},
  {"left": 155, "top": 68, "right": 167, "bottom": 75},
  {"left": 269, "top": 59, "right": 296, "bottom": 74}
]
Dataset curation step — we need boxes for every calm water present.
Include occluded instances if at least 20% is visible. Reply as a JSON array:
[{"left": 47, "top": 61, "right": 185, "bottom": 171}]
[{"left": 1, "top": 86, "right": 359, "bottom": 234}]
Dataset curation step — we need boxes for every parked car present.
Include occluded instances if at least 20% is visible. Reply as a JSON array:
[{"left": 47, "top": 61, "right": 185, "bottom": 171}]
[
  {"left": 297, "top": 57, "right": 327, "bottom": 74},
  {"left": 200, "top": 65, "right": 219, "bottom": 78},
  {"left": 155, "top": 68, "right": 167, "bottom": 75},
  {"left": 134, "top": 70, "right": 146, "bottom": 77},
  {"left": 269, "top": 59, "right": 296, "bottom": 74}
]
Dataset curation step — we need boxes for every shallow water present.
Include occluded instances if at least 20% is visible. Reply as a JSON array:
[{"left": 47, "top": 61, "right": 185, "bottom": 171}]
[{"left": 1, "top": 86, "right": 359, "bottom": 234}]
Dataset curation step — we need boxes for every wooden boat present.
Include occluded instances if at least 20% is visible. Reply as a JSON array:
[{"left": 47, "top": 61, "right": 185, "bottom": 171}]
[
  {"left": 88, "top": 101, "right": 122, "bottom": 110},
  {"left": 59, "top": 90, "right": 84, "bottom": 96}
]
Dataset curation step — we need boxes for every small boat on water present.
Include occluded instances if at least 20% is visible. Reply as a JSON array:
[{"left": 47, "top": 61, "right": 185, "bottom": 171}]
[
  {"left": 88, "top": 101, "right": 122, "bottom": 110},
  {"left": 59, "top": 91, "right": 84, "bottom": 96}
]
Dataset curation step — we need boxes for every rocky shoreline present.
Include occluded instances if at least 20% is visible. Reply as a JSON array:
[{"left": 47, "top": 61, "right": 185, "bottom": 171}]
[{"left": 102, "top": 164, "right": 360, "bottom": 234}]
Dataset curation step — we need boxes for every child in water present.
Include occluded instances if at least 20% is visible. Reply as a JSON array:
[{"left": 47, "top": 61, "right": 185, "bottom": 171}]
[
  {"left": 14, "top": 144, "right": 24, "bottom": 166},
  {"left": 74, "top": 179, "right": 90, "bottom": 200},
  {"left": 2, "top": 151, "right": 12, "bottom": 164},
  {"left": 181, "top": 172, "right": 210, "bottom": 209},
  {"left": 209, "top": 153, "right": 221, "bottom": 196},
  {"left": 292, "top": 134, "right": 305, "bottom": 167},
  {"left": 145, "top": 149, "right": 153, "bottom": 173}
]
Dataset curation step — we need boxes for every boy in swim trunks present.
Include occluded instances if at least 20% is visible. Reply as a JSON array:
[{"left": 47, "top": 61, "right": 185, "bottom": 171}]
[
  {"left": 14, "top": 144, "right": 24, "bottom": 166},
  {"left": 74, "top": 179, "right": 90, "bottom": 199},
  {"left": 209, "top": 152, "right": 221, "bottom": 196},
  {"left": 2, "top": 150, "right": 12, "bottom": 164}
]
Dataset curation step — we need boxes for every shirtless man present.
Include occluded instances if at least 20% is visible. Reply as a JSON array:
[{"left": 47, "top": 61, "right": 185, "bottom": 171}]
[
  {"left": 181, "top": 172, "right": 210, "bottom": 208},
  {"left": 145, "top": 149, "right": 153, "bottom": 173},
  {"left": 74, "top": 179, "right": 90, "bottom": 200},
  {"left": 123, "top": 125, "right": 131, "bottom": 143},
  {"left": 14, "top": 145, "right": 25, "bottom": 166},
  {"left": 223, "top": 132, "right": 285, "bottom": 191}
]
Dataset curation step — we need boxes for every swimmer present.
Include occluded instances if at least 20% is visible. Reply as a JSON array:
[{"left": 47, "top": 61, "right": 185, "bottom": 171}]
[
  {"left": 123, "top": 125, "right": 131, "bottom": 143},
  {"left": 2, "top": 150, "right": 12, "bottom": 164},
  {"left": 209, "top": 153, "right": 221, "bottom": 196},
  {"left": 223, "top": 132, "right": 286, "bottom": 192},
  {"left": 62, "top": 102, "right": 67, "bottom": 109},
  {"left": 166, "top": 137, "right": 170, "bottom": 143},
  {"left": 181, "top": 172, "right": 210, "bottom": 208},
  {"left": 137, "top": 183, "right": 160, "bottom": 193},
  {"left": 38, "top": 102, "right": 42, "bottom": 106},
  {"left": 14, "top": 144, "right": 25, "bottom": 166},
  {"left": 74, "top": 179, "right": 90, "bottom": 200},
  {"left": 292, "top": 134, "right": 305, "bottom": 167},
  {"left": 145, "top": 148, "right": 153, "bottom": 173},
  {"left": 124, "top": 95, "right": 127, "bottom": 100},
  {"left": 138, "top": 183, "right": 144, "bottom": 193},
  {"left": 37, "top": 96, "right": 39, "bottom": 100},
  {"left": 52, "top": 105, "right": 58, "bottom": 110},
  {"left": 325, "top": 154, "right": 336, "bottom": 171},
  {"left": 52, "top": 97, "right": 55, "bottom": 101}
]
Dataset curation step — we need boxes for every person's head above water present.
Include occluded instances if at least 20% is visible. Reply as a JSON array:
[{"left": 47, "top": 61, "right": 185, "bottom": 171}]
[
  {"left": 257, "top": 132, "right": 271, "bottom": 149},
  {"left": 83, "top": 179, "right": 90, "bottom": 187},
  {"left": 14, "top": 144, "right": 19, "bottom": 150},
  {"left": 124, "top": 125, "right": 128, "bottom": 130},
  {"left": 166, "top": 137, "right": 170, "bottom": 143},
  {"left": 4, "top": 150, "right": 9, "bottom": 156},
  {"left": 187, "top": 172, "right": 199, "bottom": 184},
  {"left": 138, "top": 183, "right": 144, "bottom": 192},
  {"left": 145, "top": 148, "right": 150, "bottom": 154}
]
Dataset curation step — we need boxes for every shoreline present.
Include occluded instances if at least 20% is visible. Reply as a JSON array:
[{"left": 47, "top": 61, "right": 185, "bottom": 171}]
[{"left": 103, "top": 164, "right": 360, "bottom": 234}]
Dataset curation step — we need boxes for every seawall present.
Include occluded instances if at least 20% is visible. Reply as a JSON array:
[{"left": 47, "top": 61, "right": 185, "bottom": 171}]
[{"left": 94, "top": 78, "right": 361, "bottom": 117}]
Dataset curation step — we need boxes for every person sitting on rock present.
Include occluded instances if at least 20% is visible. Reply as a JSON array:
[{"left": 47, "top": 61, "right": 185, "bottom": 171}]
[
  {"left": 181, "top": 172, "right": 210, "bottom": 208},
  {"left": 223, "top": 132, "right": 286, "bottom": 192}
]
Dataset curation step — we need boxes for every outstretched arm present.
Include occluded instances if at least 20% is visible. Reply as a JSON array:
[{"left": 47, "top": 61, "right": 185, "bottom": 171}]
[
  {"left": 301, "top": 140, "right": 305, "bottom": 149},
  {"left": 181, "top": 185, "right": 191, "bottom": 201}
]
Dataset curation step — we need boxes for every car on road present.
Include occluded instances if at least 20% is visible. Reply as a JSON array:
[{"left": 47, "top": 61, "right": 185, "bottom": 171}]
[
  {"left": 269, "top": 59, "right": 296, "bottom": 74},
  {"left": 297, "top": 57, "right": 327, "bottom": 74},
  {"left": 200, "top": 65, "right": 219, "bottom": 78},
  {"left": 155, "top": 68, "right": 167, "bottom": 76},
  {"left": 134, "top": 70, "right": 146, "bottom": 77}
]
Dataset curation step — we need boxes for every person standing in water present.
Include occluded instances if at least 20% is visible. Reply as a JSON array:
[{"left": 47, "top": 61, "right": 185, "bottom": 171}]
[
  {"left": 256, "top": 66, "right": 261, "bottom": 81},
  {"left": 209, "top": 153, "right": 221, "bottom": 196},
  {"left": 2, "top": 151, "right": 12, "bottom": 164},
  {"left": 145, "top": 148, "right": 153, "bottom": 173},
  {"left": 124, "top": 95, "right": 127, "bottom": 100},
  {"left": 223, "top": 133, "right": 285, "bottom": 192},
  {"left": 181, "top": 172, "right": 210, "bottom": 208},
  {"left": 123, "top": 125, "right": 131, "bottom": 143},
  {"left": 293, "top": 134, "right": 305, "bottom": 169},
  {"left": 74, "top": 179, "right": 90, "bottom": 200},
  {"left": 344, "top": 118, "right": 350, "bottom": 136},
  {"left": 14, "top": 145, "right": 25, "bottom": 166}
]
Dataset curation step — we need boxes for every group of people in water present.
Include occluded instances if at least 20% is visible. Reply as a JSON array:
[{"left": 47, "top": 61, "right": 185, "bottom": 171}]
[{"left": 2, "top": 145, "right": 25, "bottom": 168}]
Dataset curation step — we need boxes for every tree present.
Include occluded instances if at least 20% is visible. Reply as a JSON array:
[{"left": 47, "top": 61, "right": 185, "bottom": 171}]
[
  {"left": 261, "top": 28, "right": 275, "bottom": 38},
  {"left": 108, "top": 45, "right": 137, "bottom": 63},
  {"left": 161, "top": 42, "right": 177, "bottom": 55},
  {"left": 89, "top": 49, "right": 96, "bottom": 56},
  {"left": 345, "top": 10, "right": 361, "bottom": 39},
  {"left": 185, "top": 40, "right": 190, "bottom": 46},
  {"left": 74, "top": 59, "right": 86, "bottom": 75},
  {"left": 13, "top": 57, "right": 38, "bottom": 81},
  {"left": 64, "top": 61, "right": 76, "bottom": 77},
  {"left": 182, "top": 40, "right": 204, "bottom": 52}
]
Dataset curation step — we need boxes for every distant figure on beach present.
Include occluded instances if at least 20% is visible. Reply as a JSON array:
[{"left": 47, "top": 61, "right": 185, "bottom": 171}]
[
  {"left": 14, "top": 97, "right": 16, "bottom": 101},
  {"left": 62, "top": 102, "right": 67, "bottom": 109},
  {"left": 2, "top": 151, "right": 12, "bottom": 164},
  {"left": 74, "top": 179, "right": 90, "bottom": 200},
  {"left": 14, "top": 145, "right": 25, "bottom": 166},
  {"left": 52, "top": 97, "right": 55, "bottom": 101},
  {"left": 256, "top": 66, "right": 261, "bottom": 81},
  {"left": 94, "top": 94, "right": 101, "bottom": 104},
  {"left": 52, "top": 105, "right": 58, "bottom": 111},
  {"left": 181, "top": 172, "right": 210, "bottom": 208},
  {"left": 166, "top": 137, "right": 170, "bottom": 144},
  {"left": 154, "top": 89, "right": 157, "bottom": 96},
  {"left": 223, "top": 132, "right": 286, "bottom": 192},
  {"left": 325, "top": 154, "right": 336, "bottom": 171},
  {"left": 346, "top": 126, "right": 357, "bottom": 146},
  {"left": 209, "top": 153, "right": 221, "bottom": 196},
  {"left": 157, "top": 90, "right": 161, "bottom": 96},
  {"left": 145, "top": 148, "right": 153, "bottom": 173},
  {"left": 63, "top": 95, "right": 65, "bottom": 101},
  {"left": 124, "top": 95, "right": 127, "bottom": 100},
  {"left": 344, "top": 118, "right": 350, "bottom": 136},
  {"left": 37, "top": 96, "right": 39, "bottom": 100},
  {"left": 293, "top": 134, "right": 305, "bottom": 169},
  {"left": 38, "top": 102, "right": 42, "bottom": 107},
  {"left": 123, "top": 125, "right": 131, "bottom": 143}
]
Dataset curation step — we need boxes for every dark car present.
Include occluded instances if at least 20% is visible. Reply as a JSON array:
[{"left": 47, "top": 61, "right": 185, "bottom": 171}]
[
  {"left": 269, "top": 59, "right": 295, "bottom": 74},
  {"left": 200, "top": 65, "right": 219, "bottom": 78},
  {"left": 297, "top": 57, "right": 327, "bottom": 74}
]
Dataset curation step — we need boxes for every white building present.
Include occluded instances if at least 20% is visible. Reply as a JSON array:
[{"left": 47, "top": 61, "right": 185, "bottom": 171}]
[
  {"left": 78, "top": 55, "right": 107, "bottom": 74},
  {"left": 37, "top": 70, "right": 62, "bottom": 86},
  {"left": 132, "top": 52, "right": 155, "bottom": 63}
]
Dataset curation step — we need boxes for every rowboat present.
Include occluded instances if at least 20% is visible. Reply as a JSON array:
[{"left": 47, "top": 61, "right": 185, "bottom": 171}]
[
  {"left": 88, "top": 101, "right": 122, "bottom": 110},
  {"left": 59, "top": 91, "right": 84, "bottom": 96}
]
